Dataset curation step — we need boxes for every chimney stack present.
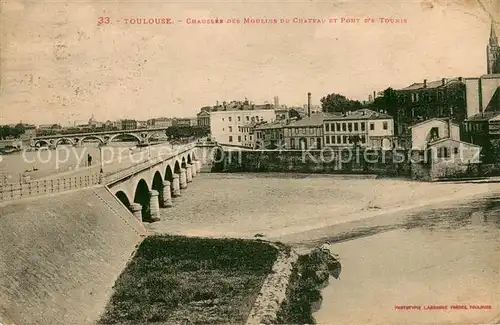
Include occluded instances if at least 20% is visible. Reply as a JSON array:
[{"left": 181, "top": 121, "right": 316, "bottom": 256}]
[
  {"left": 373, "top": 91, "right": 376, "bottom": 100},
  {"left": 442, "top": 78, "right": 446, "bottom": 86},
  {"left": 307, "top": 92, "right": 311, "bottom": 117},
  {"left": 423, "top": 79, "right": 427, "bottom": 88}
]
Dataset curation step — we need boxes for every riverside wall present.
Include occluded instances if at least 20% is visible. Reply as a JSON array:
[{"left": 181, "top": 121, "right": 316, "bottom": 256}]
[
  {"left": 214, "top": 149, "right": 500, "bottom": 181},
  {"left": 0, "top": 187, "right": 146, "bottom": 325},
  {"left": 215, "top": 149, "right": 414, "bottom": 178}
]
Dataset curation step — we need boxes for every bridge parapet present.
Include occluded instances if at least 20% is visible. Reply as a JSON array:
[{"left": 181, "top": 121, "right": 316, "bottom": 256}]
[
  {"left": 104, "top": 143, "right": 197, "bottom": 185},
  {"left": 0, "top": 173, "right": 101, "bottom": 202}
]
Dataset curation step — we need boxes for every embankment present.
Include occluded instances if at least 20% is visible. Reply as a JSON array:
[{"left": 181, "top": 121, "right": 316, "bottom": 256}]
[{"left": 0, "top": 187, "right": 146, "bottom": 325}]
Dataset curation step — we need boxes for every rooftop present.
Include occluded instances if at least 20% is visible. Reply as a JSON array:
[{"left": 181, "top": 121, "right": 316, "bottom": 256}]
[
  {"left": 398, "top": 77, "right": 463, "bottom": 91},
  {"left": 323, "top": 109, "right": 392, "bottom": 121}
]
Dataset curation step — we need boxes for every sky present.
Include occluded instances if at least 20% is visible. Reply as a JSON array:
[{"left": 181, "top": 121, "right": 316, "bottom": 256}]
[{"left": 0, "top": 0, "right": 499, "bottom": 125}]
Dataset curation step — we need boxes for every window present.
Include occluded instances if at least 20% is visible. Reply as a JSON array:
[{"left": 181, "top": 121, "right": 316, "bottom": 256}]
[
  {"left": 332, "top": 135, "right": 336, "bottom": 144},
  {"left": 337, "top": 135, "right": 341, "bottom": 143},
  {"left": 310, "top": 138, "right": 315, "bottom": 146},
  {"left": 291, "top": 139, "right": 295, "bottom": 148},
  {"left": 438, "top": 147, "right": 450, "bottom": 158},
  {"left": 238, "top": 136, "right": 241, "bottom": 142},
  {"left": 383, "top": 122, "right": 388, "bottom": 130},
  {"left": 342, "top": 123, "right": 347, "bottom": 131},
  {"left": 348, "top": 123, "right": 352, "bottom": 132},
  {"left": 246, "top": 116, "right": 249, "bottom": 121},
  {"left": 237, "top": 116, "right": 241, "bottom": 122},
  {"left": 343, "top": 135, "right": 347, "bottom": 143},
  {"left": 370, "top": 123, "right": 375, "bottom": 130},
  {"left": 295, "top": 128, "right": 299, "bottom": 134},
  {"left": 336, "top": 123, "right": 341, "bottom": 132},
  {"left": 354, "top": 123, "right": 358, "bottom": 131},
  {"left": 309, "top": 128, "right": 314, "bottom": 134},
  {"left": 326, "top": 136, "right": 330, "bottom": 144},
  {"left": 361, "top": 135, "right": 366, "bottom": 143},
  {"left": 250, "top": 135, "right": 253, "bottom": 140},
  {"left": 222, "top": 128, "right": 225, "bottom": 131},
  {"left": 361, "top": 122, "right": 366, "bottom": 131},
  {"left": 229, "top": 117, "right": 232, "bottom": 122},
  {"left": 244, "top": 135, "right": 247, "bottom": 141},
  {"left": 238, "top": 126, "right": 241, "bottom": 132},
  {"left": 229, "top": 126, "right": 232, "bottom": 132},
  {"left": 302, "top": 128, "right": 306, "bottom": 134},
  {"left": 453, "top": 147, "right": 459, "bottom": 154},
  {"left": 325, "top": 123, "right": 330, "bottom": 132},
  {"left": 229, "top": 136, "right": 233, "bottom": 142}
]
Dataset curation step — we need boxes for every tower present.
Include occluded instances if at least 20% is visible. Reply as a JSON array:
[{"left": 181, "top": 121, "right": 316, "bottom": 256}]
[{"left": 487, "top": 20, "right": 500, "bottom": 74}]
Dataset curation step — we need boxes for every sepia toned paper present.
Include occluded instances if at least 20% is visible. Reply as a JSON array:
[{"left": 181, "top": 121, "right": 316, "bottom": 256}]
[{"left": 0, "top": 0, "right": 500, "bottom": 324}]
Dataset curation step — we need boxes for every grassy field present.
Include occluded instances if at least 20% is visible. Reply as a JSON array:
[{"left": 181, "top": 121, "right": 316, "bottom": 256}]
[{"left": 99, "top": 235, "right": 279, "bottom": 325}]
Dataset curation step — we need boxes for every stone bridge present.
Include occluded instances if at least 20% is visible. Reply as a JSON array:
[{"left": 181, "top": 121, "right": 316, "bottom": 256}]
[
  {"left": 105, "top": 143, "right": 206, "bottom": 222},
  {"left": 30, "top": 127, "right": 170, "bottom": 148}
]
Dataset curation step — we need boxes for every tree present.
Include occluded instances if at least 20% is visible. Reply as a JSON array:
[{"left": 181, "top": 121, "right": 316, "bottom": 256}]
[
  {"left": 321, "top": 93, "right": 362, "bottom": 113},
  {"left": 373, "top": 88, "right": 398, "bottom": 117}
]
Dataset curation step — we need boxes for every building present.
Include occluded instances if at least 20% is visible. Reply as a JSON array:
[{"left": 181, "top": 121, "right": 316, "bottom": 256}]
[
  {"left": 394, "top": 77, "right": 466, "bottom": 136},
  {"left": 137, "top": 120, "right": 147, "bottom": 129},
  {"left": 274, "top": 96, "right": 280, "bottom": 109},
  {"left": 323, "top": 109, "right": 394, "bottom": 149},
  {"left": 284, "top": 114, "right": 324, "bottom": 150},
  {"left": 240, "top": 122, "right": 259, "bottom": 148},
  {"left": 255, "top": 120, "right": 287, "bottom": 149},
  {"left": 113, "top": 120, "right": 123, "bottom": 130},
  {"left": 463, "top": 74, "right": 500, "bottom": 155},
  {"left": 210, "top": 108, "right": 276, "bottom": 145},
  {"left": 409, "top": 118, "right": 460, "bottom": 150},
  {"left": 487, "top": 21, "right": 500, "bottom": 74},
  {"left": 147, "top": 117, "right": 173, "bottom": 129},
  {"left": 20, "top": 124, "right": 37, "bottom": 140},
  {"left": 275, "top": 108, "right": 289, "bottom": 120},
  {"left": 197, "top": 110, "right": 211, "bottom": 128},
  {"left": 173, "top": 117, "right": 197, "bottom": 127},
  {"left": 121, "top": 119, "right": 137, "bottom": 130}
]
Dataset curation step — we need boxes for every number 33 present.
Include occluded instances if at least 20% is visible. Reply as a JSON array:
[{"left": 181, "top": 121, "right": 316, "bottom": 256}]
[{"left": 98, "top": 17, "right": 110, "bottom": 24}]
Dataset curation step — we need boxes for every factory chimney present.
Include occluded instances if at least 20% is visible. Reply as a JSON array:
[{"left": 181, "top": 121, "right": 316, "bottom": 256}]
[{"left": 307, "top": 92, "right": 311, "bottom": 117}]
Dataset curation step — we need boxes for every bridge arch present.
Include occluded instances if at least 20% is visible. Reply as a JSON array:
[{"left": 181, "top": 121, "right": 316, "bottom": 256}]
[
  {"left": 133, "top": 178, "right": 150, "bottom": 221},
  {"left": 174, "top": 160, "right": 181, "bottom": 173},
  {"left": 33, "top": 140, "right": 50, "bottom": 148},
  {"left": 115, "top": 190, "right": 131, "bottom": 208},
  {"left": 80, "top": 136, "right": 105, "bottom": 145},
  {"left": 108, "top": 133, "right": 142, "bottom": 144},
  {"left": 165, "top": 165, "right": 174, "bottom": 182},
  {"left": 187, "top": 153, "right": 192, "bottom": 165},
  {"left": 181, "top": 156, "right": 187, "bottom": 168},
  {"left": 55, "top": 138, "right": 75, "bottom": 146}
]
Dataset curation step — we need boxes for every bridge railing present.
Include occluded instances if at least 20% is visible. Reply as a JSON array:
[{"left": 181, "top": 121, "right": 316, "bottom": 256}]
[
  {"left": 0, "top": 173, "right": 101, "bottom": 202},
  {"left": 104, "top": 142, "right": 197, "bottom": 184}
]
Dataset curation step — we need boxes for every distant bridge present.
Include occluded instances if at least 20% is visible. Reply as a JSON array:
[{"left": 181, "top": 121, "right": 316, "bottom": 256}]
[{"left": 30, "top": 127, "right": 170, "bottom": 148}]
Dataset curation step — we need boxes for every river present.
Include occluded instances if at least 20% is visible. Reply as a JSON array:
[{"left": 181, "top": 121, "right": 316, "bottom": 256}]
[
  {"left": 147, "top": 173, "right": 500, "bottom": 324},
  {"left": 0, "top": 142, "right": 162, "bottom": 183}
]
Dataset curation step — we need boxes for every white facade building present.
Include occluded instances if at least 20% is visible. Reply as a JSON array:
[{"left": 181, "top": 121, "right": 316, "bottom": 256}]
[
  {"left": 210, "top": 109, "right": 276, "bottom": 145},
  {"left": 409, "top": 118, "right": 460, "bottom": 150},
  {"left": 323, "top": 109, "right": 394, "bottom": 149}
]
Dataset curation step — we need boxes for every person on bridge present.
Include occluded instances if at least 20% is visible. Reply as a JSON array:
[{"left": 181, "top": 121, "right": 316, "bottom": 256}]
[{"left": 87, "top": 154, "right": 92, "bottom": 167}]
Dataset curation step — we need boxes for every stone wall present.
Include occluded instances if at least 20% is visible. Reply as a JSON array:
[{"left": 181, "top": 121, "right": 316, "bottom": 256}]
[
  {"left": 245, "top": 244, "right": 299, "bottom": 325},
  {"left": 217, "top": 149, "right": 413, "bottom": 177}
]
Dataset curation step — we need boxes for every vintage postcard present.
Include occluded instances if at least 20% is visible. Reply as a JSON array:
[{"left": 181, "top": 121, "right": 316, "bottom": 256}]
[{"left": 1, "top": 0, "right": 500, "bottom": 324}]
